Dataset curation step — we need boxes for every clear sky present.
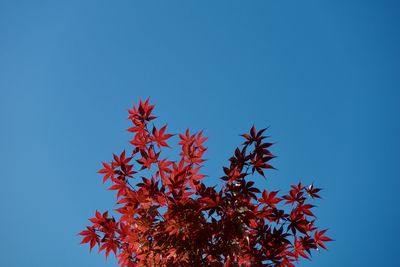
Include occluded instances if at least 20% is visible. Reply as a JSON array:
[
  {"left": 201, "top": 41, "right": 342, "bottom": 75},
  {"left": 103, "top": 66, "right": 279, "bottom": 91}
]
[{"left": 1, "top": 1, "right": 399, "bottom": 266}]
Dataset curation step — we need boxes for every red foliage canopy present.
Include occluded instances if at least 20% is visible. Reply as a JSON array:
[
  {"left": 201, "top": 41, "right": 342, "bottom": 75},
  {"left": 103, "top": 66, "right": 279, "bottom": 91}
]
[{"left": 80, "top": 99, "right": 331, "bottom": 266}]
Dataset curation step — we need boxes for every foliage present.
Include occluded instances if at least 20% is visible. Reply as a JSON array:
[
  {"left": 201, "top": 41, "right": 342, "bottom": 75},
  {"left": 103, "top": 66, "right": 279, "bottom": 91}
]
[{"left": 79, "top": 99, "right": 331, "bottom": 266}]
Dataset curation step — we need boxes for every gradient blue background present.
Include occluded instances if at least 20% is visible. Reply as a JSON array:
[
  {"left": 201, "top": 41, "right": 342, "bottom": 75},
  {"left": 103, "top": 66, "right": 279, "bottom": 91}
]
[{"left": 1, "top": 1, "right": 399, "bottom": 266}]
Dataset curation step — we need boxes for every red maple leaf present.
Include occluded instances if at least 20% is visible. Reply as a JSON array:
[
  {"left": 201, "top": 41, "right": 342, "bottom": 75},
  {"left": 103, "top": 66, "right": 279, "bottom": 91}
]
[{"left": 151, "top": 125, "right": 174, "bottom": 148}]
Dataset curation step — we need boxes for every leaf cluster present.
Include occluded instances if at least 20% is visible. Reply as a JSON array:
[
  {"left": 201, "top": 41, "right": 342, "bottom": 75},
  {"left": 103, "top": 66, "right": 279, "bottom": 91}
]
[{"left": 80, "top": 99, "right": 331, "bottom": 267}]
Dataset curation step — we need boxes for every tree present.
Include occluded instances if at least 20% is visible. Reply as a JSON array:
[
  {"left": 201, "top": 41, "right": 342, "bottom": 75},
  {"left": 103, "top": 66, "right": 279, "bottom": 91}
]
[{"left": 79, "top": 98, "right": 331, "bottom": 266}]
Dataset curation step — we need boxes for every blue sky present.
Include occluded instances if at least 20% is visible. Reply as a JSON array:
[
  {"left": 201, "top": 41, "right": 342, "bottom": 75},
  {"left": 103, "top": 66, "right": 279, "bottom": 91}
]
[{"left": 1, "top": 1, "right": 399, "bottom": 266}]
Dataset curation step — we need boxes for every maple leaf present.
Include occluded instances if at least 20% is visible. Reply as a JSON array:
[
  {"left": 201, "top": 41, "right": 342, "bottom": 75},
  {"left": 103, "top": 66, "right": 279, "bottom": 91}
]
[
  {"left": 109, "top": 178, "right": 131, "bottom": 199},
  {"left": 128, "top": 98, "right": 156, "bottom": 122},
  {"left": 79, "top": 226, "right": 100, "bottom": 251},
  {"left": 296, "top": 203, "right": 316, "bottom": 217},
  {"left": 151, "top": 125, "right": 174, "bottom": 148},
  {"left": 98, "top": 162, "right": 115, "bottom": 183},
  {"left": 305, "top": 183, "right": 321, "bottom": 199},
  {"left": 241, "top": 125, "right": 267, "bottom": 146},
  {"left": 156, "top": 158, "right": 173, "bottom": 182},
  {"left": 259, "top": 190, "right": 282, "bottom": 208},
  {"left": 251, "top": 154, "right": 275, "bottom": 177},
  {"left": 137, "top": 147, "right": 159, "bottom": 170},
  {"left": 314, "top": 229, "right": 332, "bottom": 250},
  {"left": 283, "top": 184, "right": 306, "bottom": 205},
  {"left": 99, "top": 238, "right": 119, "bottom": 259}
]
